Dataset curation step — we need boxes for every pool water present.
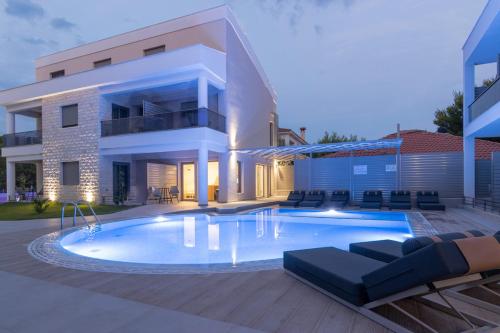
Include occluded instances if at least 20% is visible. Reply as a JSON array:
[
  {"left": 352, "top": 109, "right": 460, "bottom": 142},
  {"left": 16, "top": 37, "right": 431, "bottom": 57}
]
[{"left": 60, "top": 208, "right": 413, "bottom": 266}]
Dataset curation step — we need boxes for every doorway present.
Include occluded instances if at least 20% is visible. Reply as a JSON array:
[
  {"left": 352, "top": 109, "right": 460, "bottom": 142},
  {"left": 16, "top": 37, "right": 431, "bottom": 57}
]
[
  {"left": 113, "top": 162, "right": 130, "bottom": 202},
  {"left": 256, "top": 164, "right": 265, "bottom": 198},
  {"left": 182, "top": 163, "right": 196, "bottom": 200}
]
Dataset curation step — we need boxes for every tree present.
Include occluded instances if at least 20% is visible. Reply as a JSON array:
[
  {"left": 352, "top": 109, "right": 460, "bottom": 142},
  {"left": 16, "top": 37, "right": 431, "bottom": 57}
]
[
  {"left": 434, "top": 91, "right": 463, "bottom": 136},
  {"left": 317, "top": 131, "right": 365, "bottom": 144}
]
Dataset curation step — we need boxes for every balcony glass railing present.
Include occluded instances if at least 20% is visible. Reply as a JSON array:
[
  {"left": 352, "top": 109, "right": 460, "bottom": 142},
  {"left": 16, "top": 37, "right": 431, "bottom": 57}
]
[
  {"left": 101, "top": 108, "right": 226, "bottom": 137},
  {"left": 469, "top": 77, "right": 500, "bottom": 122},
  {"left": 2, "top": 130, "right": 42, "bottom": 147}
]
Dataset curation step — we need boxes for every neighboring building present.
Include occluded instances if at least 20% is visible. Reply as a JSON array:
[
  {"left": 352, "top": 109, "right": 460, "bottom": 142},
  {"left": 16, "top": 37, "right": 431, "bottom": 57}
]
[
  {"left": 463, "top": 0, "right": 500, "bottom": 199},
  {"left": 278, "top": 127, "right": 308, "bottom": 146},
  {"left": 0, "top": 6, "right": 278, "bottom": 206}
]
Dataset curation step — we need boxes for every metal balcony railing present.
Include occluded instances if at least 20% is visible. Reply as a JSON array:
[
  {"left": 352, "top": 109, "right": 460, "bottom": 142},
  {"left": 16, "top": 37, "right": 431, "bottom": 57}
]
[
  {"left": 101, "top": 108, "right": 226, "bottom": 137},
  {"left": 2, "top": 130, "right": 42, "bottom": 147},
  {"left": 469, "top": 77, "right": 500, "bottom": 122}
]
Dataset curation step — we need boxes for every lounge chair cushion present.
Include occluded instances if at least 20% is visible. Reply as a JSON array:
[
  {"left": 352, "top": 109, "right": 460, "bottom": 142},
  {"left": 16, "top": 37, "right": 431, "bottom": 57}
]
[
  {"left": 362, "top": 242, "right": 470, "bottom": 301},
  {"left": 418, "top": 203, "right": 446, "bottom": 210},
  {"left": 331, "top": 190, "right": 349, "bottom": 203},
  {"left": 298, "top": 200, "right": 322, "bottom": 207},
  {"left": 390, "top": 191, "right": 411, "bottom": 203},
  {"left": 279, "top": 200, "right": 301, "bottom": 207},
  {"left": 360, "top": 202, "right": 381, "bottom": 209},
  {"left": 388, "top": 202, "right": 412, "bottom": 210},
  {"left": 401, "top": 230, "right": 485, "bottom": 255},
  {"left": 363, "top": 191, "right": 383, "bottom": 203},
  {"left": 349, "top": 240, "right": 402, "bottom": 263},
  {"left": 284, "top": 247, "right": 385, "bottom": 306}
]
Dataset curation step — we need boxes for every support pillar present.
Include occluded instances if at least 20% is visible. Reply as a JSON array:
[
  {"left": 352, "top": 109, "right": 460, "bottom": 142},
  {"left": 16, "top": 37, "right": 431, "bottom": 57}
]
[
  {"left": 6, "top": 161, "right": 15, "bottom": 201},
  {"left": 35, "top": 162, "right": 43, "bottom": 193},
  {"left": 6, "top": 112, "right": 15, "bottom": 134},
  {"left": 36, "top": 117, "right": 42, "bottom": 131},
  {"left": 218, "top": 152, "right": 229, "bottom": 203},
  {"left": 198, "top": 143, "right": 209, "bottom": 207},
  {"left": 464, "top": 136, "right": 475, "bottom": 198}
]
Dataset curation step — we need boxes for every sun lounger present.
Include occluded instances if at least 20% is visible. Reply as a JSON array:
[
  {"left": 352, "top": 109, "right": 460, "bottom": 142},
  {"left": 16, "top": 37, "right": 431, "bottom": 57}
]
[
  {"left": 360, "top": 190, "right": 383, "bottom": 209},
  {"left": 298, "top": 191, "right": 325, "bottom": 207},
  {"left": 417, "top": 191, "right": 445, "bottom": 210},
  {"left": 284, "top": 236, "right": 500, "bottom": 332},
  {"left": 349, "top": 230, "right": 500, "bottom": 317},
  {"left": 279, "top": 191, "right": 305, "bottom": 207},
  {"left": 388, "top": 190, "right": 411, "bottom": 210},
  {"left": 330, "top": 190, "right": 350, "bottom": 208}
]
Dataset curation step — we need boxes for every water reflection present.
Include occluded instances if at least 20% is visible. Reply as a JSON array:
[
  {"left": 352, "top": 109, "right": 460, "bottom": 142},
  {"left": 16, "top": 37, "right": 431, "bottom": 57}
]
[{"left": 183, "top": 216, "right": 196, "bottom": 248}]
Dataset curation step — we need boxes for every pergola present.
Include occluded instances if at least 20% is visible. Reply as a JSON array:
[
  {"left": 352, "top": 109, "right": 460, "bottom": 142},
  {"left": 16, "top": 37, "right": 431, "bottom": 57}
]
[{"left": 232, "top": 138, "right": 404, "bottom": 194}]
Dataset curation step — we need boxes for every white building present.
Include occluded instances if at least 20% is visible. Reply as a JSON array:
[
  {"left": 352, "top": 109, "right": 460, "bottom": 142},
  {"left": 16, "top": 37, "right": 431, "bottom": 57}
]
[
  {"left": 463, "top": 0, "right": 500, "bottom": 199},
  {"left": 278, "top": 127, "right": 307, "bottom": 146},
  {"left": 0, "top": 6, "right": 278, "bottom": 206}
]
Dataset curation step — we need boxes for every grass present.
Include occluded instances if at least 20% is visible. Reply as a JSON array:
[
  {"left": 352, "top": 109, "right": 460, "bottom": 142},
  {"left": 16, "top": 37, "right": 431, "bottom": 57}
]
[{"left": 0, "top": 202, "right": 134, "bottom": 221}]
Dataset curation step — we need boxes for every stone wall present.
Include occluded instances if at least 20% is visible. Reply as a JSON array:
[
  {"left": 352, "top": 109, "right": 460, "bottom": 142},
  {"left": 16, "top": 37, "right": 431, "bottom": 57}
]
[{"left": 42, "top": 88, "right": 101, "bottom": 202}]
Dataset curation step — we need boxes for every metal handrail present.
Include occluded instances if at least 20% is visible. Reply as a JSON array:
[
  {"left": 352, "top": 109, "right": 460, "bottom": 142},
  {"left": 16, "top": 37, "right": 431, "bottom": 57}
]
[
  {"left": 463, "top": 196, "right": 500, "bottom": 213},
  {"left": 60, "top": 200, "right": 101, "bottom": 230}
]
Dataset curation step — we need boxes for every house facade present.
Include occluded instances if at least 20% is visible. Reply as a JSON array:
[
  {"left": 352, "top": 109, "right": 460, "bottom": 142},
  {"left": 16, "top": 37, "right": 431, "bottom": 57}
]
[
  {"left": 463, "top": 0, "right": 500, "bottom": 199},
  {"left": 0, "top": 6, "right": 278, "bottom": 206}
]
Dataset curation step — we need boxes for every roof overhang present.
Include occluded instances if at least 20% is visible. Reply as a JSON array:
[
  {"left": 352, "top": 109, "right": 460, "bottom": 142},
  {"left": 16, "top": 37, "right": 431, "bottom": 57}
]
[
  {"left": 463, "top": 0, "right": 500, "bottom": 65},
  {"left": 0, "top": 44, "right": 226, "bottom": 106},
  {"left": 233, "top": 139, "right": 403, "bottom": 160}
]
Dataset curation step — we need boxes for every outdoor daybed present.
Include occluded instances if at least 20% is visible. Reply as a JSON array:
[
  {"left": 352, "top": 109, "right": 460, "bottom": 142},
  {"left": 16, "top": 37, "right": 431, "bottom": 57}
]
[
  {"left": 298, "top": 191, "right": 325, "bottom": 207},
  {"left": 417, "top": 191, "right": 446, "bottom": 210},
  {"left": 359, "top": 190, "right": 383, "bottom": 209},
  {"left": 279, "top": 191, "right": 305, "bottom": 207},
  {"left": 388, "top": 190, "right": 411, "bottom": 210},
  {"left": 284, "top": 235, "right": 500, "bottom": 332},
  {"left": 330, "top": 190, "right": 350, "bottom": 208}
]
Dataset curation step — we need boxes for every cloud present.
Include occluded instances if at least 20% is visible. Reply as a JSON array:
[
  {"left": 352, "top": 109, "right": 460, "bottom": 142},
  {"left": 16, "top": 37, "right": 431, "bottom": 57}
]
[
  {"left": 21, "top": 36, "right": 58, "bottom": 47},
  {"left": 51, "top": 17, "right": 76, "bottom": 30},
  {"left": 4, "top": 0, "right": 44, "bottom": 21},
  {"left": 314, "top": 24, "right": 324, "bottom": 36}
]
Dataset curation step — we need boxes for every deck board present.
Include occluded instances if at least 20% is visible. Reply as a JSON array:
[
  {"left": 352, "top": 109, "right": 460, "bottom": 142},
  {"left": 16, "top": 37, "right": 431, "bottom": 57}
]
[{"left": 1, "top": 207, "right": 500, "bottom": 332}]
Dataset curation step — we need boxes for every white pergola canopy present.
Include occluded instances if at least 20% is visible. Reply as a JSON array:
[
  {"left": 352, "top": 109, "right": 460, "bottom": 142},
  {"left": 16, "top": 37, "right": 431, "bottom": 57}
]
[{"left": 232, "top": 139, "right": 402, "bottom": 160}]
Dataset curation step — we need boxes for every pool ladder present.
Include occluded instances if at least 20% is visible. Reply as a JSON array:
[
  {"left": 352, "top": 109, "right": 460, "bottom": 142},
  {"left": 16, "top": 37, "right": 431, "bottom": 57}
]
[{"left": 60, "top": 200, "right": 101, "bottom": 230}]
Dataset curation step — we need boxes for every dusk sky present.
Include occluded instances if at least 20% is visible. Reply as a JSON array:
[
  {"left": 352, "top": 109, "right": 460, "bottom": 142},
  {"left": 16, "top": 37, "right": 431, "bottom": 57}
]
[{"left": 0, "top": 0, "right": 494, "bottom": 142}]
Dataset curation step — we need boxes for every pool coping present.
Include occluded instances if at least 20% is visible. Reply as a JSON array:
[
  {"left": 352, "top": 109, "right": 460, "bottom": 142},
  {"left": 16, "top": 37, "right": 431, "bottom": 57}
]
[{"left": 28, "top": 208, "right": 432, "bottom": 275}]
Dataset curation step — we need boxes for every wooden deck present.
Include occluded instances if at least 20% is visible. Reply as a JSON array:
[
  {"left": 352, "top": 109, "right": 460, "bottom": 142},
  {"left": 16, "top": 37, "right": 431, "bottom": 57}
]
[{"left": 1, "top": 207, "right": 500, "bottom": 332}]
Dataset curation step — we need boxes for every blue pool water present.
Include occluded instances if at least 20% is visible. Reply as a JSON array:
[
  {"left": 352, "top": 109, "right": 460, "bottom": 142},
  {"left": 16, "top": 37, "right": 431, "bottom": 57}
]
[{"left": 60, "top": 208, "right": 413, "bottom": 266}]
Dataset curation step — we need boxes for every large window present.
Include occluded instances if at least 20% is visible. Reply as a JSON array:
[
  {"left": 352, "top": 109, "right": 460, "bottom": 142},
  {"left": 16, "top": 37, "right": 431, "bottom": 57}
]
[
  {"left": 236, "top": 161, "right": 242, "bottom": 193},
  {"left": 143, "top": 45, "right": 165, "bottom": 56},
  {"left": 50, "top": 70, "right": 65, "bottom": 79},
  {"left": 61, "top": 104, "right": 78, "bottom": 128},
  {"left": 94, "top": 58, "right": 111, "bottom": 68},
  {"left": 62, "top": 161, "right": 79, "bottom": 185}
]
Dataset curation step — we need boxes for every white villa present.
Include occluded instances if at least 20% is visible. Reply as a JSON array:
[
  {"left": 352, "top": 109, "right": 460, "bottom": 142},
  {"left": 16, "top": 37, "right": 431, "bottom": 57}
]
[
  {"left": 463, "top": 0, "right": 500, "bottom": 200},
  {"left": 0, "top": 6, "right": 278, "bottom": 206}
]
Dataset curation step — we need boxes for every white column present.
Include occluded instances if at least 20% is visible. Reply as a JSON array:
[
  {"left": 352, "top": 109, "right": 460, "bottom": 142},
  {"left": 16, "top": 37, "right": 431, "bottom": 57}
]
[
  {"left": 218, "top": 152, "right": 229, "bottom": 203},
  {"left": 6, "top": 161, "right": 15, "bottom": 201},
  {"left": 197, "top": 143, "right": 209, "bottom": 207},
  {"left": 198, "top": 76, "right": 208, "bottom": 109},
  {"left": 464, "top": 136, "right": 475, "bottom": 198},
  {"left": 36, "top": 117, "right": 42, "bottom": 131},
  {"left": 36, "top": 162, "right": 43, "bottom": 193},
  {"left": 463, "top": 63, "right": 475, "bottom": 125},
  {"left": 6, "top": 112, "right": 15, "bottom": 134}
]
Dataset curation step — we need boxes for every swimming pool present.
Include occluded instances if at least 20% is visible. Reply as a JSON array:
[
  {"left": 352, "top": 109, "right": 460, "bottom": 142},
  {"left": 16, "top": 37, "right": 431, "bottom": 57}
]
[{"left": 28, "top": 208, "right": 413, "bottom": 273}]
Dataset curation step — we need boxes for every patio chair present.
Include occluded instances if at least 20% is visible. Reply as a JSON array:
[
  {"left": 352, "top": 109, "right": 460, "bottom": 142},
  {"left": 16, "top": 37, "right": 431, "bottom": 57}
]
[
  {"left": 417, "top": 191, "right": 445, "bottom": 210},
  {"left": 388, "top": 190, "right": 411, "bottom": 210},
  {"left": 298, "top": 190, "right": 325, "bottom": 207},
  {"left": 147, "top": 187, "right": 162, "bottom": 204},
  {"left": 330, "top": 190, "right": 350, "bottom": 208},
  {"left": 279, "top": 190, "right": 305, "bottom": 207},
  {"left": 284, "top": 235, "right": 500, "bottom": 332},
  {"left": 360, "top": 190, "right": 383, "bottom": 209},
  {"left": 169, "top": 186, "right": 180, "bottom": 203},
  {"left": 349, "top": 230, "right": 500, "bottom": 315}
]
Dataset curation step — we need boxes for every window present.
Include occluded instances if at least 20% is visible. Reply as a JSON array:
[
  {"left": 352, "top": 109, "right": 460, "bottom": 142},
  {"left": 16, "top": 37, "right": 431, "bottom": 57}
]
[
  {"left": 143, "top": 45, "right": 165, "bottom": 56},
  {"left": 269, "top": 122, "right": 274, "bottom": 146},
  {"left": 61, "top": 104, "right": 78, "bottom": 128},
  {"left": 62, "top": 162, "right": 79, "bottom": 185},
  {"left": 236, "top": 161, "right": 242, "bottom": 193},
  {"left": 94, "top": 58, "right": 111, "bottom": 68},
  {"left": 50, "top": 70, "right": 65, "bottom": 79},
  {"left": 112, "top": 104, "right": 130, "bottom": 119}
]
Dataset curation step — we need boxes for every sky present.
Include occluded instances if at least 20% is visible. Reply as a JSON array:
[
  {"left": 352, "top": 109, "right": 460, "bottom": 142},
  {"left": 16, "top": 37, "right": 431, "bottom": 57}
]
[{"left": 0, "top": 0, "right": 494, "bottom": 142}]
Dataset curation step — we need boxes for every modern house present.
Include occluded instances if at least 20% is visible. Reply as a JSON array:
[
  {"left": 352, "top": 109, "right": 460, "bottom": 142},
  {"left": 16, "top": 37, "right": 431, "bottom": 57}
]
[
  {"left": 0, "top": 6, "right": 278, "bottom": 206},
  {"left": 463, "top": 0, "right": 500, "bottom": 200},
  {"left": 278, "top": 127, "right": 307, "bottom": 146}
]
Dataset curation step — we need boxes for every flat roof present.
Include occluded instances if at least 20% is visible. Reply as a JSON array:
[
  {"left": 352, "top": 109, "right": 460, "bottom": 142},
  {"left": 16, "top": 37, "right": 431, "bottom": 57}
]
[{"left": 233, "top": 139, "right": 403, "bottom": 160}]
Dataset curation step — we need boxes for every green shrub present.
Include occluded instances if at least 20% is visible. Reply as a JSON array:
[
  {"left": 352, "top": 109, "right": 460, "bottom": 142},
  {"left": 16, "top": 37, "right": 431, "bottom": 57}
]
[{"left": 33, "top": 197, "right": 51, "bottom": 214}]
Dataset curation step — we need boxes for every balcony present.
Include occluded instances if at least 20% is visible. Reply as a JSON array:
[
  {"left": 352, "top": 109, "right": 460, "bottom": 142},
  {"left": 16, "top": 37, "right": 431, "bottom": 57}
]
[
  {"left": 2, "top": 130, "right": 42, "bottom": 147},
  {"left": 101, "top": 108, "right": 226, "bottom": 137},
  {"left": 469, "top": 77, "right": 500, "bottom": 122}
]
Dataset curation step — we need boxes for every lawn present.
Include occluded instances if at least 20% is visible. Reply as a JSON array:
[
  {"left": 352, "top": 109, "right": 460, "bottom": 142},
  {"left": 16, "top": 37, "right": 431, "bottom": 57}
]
[{"left": 0, "top": 202, "right": 134, "bottom": 221}]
